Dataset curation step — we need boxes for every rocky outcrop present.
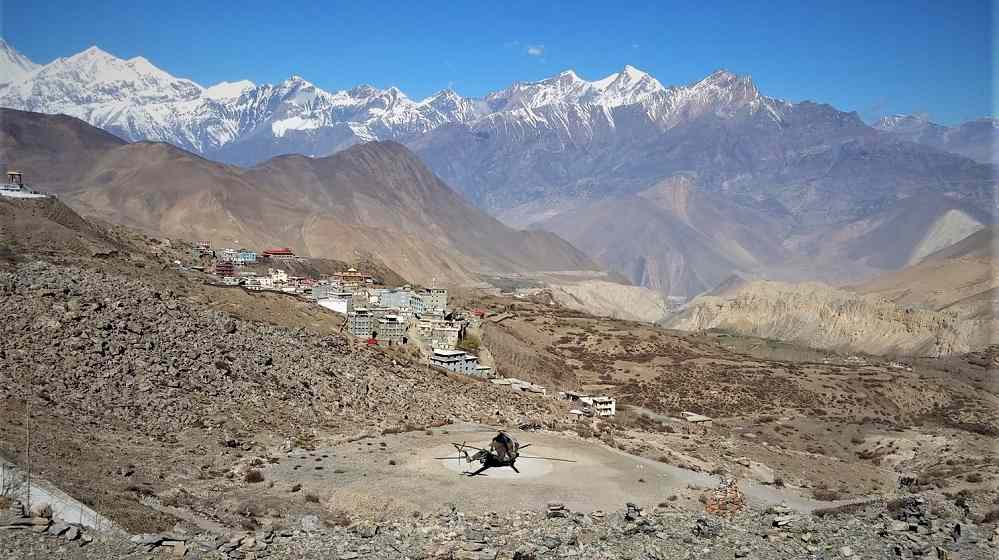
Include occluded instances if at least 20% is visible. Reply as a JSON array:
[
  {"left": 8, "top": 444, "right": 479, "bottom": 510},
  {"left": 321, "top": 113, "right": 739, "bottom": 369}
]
[{"left": 665, "top": 281, "right": 982, "bottom": 357}]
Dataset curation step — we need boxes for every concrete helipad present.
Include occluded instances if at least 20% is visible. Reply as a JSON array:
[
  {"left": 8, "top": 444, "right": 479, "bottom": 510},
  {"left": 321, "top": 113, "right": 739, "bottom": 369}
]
[{"left": 268, "top": 423, "right": 863, "bottom": 516}]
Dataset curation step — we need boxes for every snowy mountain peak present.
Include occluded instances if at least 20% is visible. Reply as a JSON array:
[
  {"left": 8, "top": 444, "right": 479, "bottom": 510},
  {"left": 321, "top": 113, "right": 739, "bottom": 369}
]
[
  {"left": 697, "top": 69, "right": 756, "bottom": 90},
  {"left": 69, "top": 45, "right": 116, "bottom": 62},
  {"left": 0, "top": 39, "right": 39, "bottom": 85},
  {"left": 594, "top": 64, "right": 664, "bottom": 106},
  {"left": 692, "top": 69, "right": 759, "bottom": 104},
  {"left": 425, "top": 88, "right": 460, "bottom": 102},
  {"left": 348, "top": 84, "right": 380, "bottom": 97},
  {"left": 874, "top": 114, "right": 929, "bottom": 131},
  {"left": 204, "top": 79, "right": 255, "bottom": 100},
  {"left": 282, "top": 75, "right": 314, "bottom": 87},
  {"left": 619, "top": 64, "right": 645, "bottom": 79},
  {"left": 0, "top": 43, "right": 807, "bottom": 166}
]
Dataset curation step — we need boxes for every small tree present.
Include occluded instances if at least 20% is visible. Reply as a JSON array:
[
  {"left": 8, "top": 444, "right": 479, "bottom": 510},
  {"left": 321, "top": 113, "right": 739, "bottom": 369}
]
[{"left": 457, "top": 333, "right": 480, "bottom": 353}]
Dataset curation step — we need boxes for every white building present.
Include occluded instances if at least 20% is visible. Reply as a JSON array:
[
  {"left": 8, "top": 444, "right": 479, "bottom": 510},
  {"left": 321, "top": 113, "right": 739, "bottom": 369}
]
[
  {"left": 218, "top": 248, "right": 239, "bottom": 262},
  {"left": 431, "top": 323, "right": 460, "bottom": 350},
  {"left": 430, "top": 349, "right": 481, "bottom": 374},
  {"left": 410, "top": 293, "right": 426, "bottom": 315},
  {"left": 317, "top": 291, "right": 353, "bottom": 314},
  {"left": 244, "top": 276, "right": 274, "bottom": 291},
  {"left": 269, "top": 268, "right": 289, "bottom": 284},
  {"left": 378, "top": 287, "right": 413, "bottom": 309},
  {"left": 1, "top": 171, "right": 48, "bottom": 199},
  {"left": 587, "top": 396, "right": 616, "bottom": 417},
  {"left": 560, "top": 392, "right": 616, "bottom": 416},
  {"left": 427, "top": 288, "right": 447, "bottom": 311},
  {"left": 347, "top": 308, "right": 373, "bottom": 338}
]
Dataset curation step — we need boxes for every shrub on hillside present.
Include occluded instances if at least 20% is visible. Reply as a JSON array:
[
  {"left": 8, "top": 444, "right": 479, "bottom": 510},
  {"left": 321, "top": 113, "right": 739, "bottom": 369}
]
[{"left": 244, "top": 469, "right": 264, "bottom": 483}]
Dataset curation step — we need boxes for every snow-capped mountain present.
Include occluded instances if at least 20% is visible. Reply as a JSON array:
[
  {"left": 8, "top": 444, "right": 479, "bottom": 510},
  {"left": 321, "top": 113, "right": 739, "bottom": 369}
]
[
  {"left": 0, "top": 40, "right": 39, "bottom": 85},
  {"left": 0, "top": 42, "right": 785, "bottom": 165},
  {"left": 1, "top": 42, "right": 993, "bottom": 301}
]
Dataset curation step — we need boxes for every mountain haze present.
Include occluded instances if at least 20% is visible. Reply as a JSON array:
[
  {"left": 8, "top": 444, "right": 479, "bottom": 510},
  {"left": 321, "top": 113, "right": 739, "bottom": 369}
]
[{"left": 875, "top": 114, "right": 998, "bottom": 164}]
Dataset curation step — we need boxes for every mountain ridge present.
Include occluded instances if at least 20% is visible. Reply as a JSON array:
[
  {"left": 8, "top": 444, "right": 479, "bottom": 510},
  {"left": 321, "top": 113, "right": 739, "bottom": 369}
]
[
  {"left": 2, "top": 42, "right": 993, "bottom": 299},
  {"left": 0, "top": 108, "right": 596, "bottom": 285}
]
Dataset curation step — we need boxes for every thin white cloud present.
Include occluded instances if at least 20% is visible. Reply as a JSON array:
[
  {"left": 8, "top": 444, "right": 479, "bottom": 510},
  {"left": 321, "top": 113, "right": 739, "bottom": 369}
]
[
  {"left": 526, "top": 45, "right": 544, "bottom": 57},
  {"left": 632, "top": 42, "right": 640, "bottom": 49}
]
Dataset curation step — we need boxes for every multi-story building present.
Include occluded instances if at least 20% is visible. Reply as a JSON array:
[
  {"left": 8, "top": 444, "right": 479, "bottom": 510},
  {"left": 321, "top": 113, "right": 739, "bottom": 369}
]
[
  {"left": 431, "top": 323, "right": 460, "bottom": 350},
  {"left": 376, "top": 315, "right": 406, "bottom": 345},
  {"left": 588, "top": 396, "right": 616, "bottom": 417},
  {"left": 218, "top": 248, "right": 239, "bottom": 262},
  {"left": 347, "top": 307, "right": 373, "bottom": 338},
  {"left": 334, "top": 267, "right": 371, "bottom": 291},
  {"left": 269, "top": 268, "right": 288, "bottom": 284},
  {"left": 236, "top": 249, "right": 257, "bottom": 264},
  {"left": 429, "top": 349, "right": 482, "bottom": 374},
  {"left": 214, "top": 260, "right": 236, "bottom": 277},
  {"left": 378, "top": 287, "right": 413, "bottom": 309},
  {"left": 421, "top": 287, "right": 448, "bottom": 313},
  {"left": 262, "top": 247, "right": 296, "bottom": 260},
  {"left": 410, "top": 293, "right": 426, "bottom": 315}
]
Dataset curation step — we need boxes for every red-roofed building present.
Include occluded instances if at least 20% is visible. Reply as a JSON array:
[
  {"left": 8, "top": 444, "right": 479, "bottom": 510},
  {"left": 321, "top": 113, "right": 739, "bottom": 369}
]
[
  {"left": 262, "top": 247, "right": 296, "bottom": 260},
  {"left": 214, "top": 261, "right": 236, "bottom": 277}
]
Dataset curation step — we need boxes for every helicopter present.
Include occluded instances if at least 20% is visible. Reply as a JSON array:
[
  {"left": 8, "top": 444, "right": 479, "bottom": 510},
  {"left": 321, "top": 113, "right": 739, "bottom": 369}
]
[{"left": 434, "top": 431, "right": 575, "bottom": 476}]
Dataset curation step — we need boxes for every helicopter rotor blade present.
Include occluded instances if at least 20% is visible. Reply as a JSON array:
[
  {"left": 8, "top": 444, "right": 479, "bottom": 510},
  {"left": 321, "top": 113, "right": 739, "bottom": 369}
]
[{"left": 517, "top": 455, "right": 576, "bottom": 462}]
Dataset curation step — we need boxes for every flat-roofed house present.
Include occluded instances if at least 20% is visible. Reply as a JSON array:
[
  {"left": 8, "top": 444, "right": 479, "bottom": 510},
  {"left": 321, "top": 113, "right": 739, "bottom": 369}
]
[
  {"left": 429, "top": 349, "right": 481, "bottom": 374},
  {"left": 589, "top": 396, "right": 616, "bottom": 416}
]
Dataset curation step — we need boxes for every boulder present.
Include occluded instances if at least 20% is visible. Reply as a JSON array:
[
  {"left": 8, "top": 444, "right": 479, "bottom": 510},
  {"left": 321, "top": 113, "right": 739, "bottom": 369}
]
[{"left": 29, "top": 502, "right": 52, "bottom": 519}]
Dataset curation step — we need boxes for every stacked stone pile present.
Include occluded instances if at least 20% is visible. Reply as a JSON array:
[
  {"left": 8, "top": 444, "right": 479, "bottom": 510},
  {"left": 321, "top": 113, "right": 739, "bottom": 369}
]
[{"left": 0, "top": 500, "right": 94, "bottom": 547}]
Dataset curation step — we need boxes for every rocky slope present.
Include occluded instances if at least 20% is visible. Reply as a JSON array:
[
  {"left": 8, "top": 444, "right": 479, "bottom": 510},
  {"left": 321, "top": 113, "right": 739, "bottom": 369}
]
[
  {"left": 0, "top": 252, "right": 559, "bottom": 532},
  {"left": 664, "top": 280, "right": 983, "bottom": 357},
  {"left": 1, "top": 109, "right": 595, "bottom": 285},
  {"left": 2, "top": 196, "right": 997, "bottom": 558},
  {"left": 5, "top": 494, "right": 998, "bottom": 560}
]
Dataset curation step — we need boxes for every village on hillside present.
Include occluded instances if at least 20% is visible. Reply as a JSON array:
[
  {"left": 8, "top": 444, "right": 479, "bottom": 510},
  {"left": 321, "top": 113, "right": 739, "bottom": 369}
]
[{"left": 192, "top": 241, "right": 618, "bottom": 418}]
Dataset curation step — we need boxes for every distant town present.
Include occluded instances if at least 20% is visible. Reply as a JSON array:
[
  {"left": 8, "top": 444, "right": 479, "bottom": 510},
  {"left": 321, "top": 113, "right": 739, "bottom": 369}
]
[{"left": 191, "top": 241, "right": 618, "bottom": 417}]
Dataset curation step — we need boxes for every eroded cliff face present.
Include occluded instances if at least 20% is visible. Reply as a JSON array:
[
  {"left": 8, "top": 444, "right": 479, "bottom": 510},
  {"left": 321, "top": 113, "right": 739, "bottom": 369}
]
[
  {"left": 545, "top": 279, "right": 671, "bottom": 323},
  {"left": 665, "top": 281, "right": 986, "bottom": 357}
]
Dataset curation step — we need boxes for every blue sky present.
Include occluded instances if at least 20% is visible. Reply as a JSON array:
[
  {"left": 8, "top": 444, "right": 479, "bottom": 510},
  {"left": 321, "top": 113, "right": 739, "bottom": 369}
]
[{"left": 3, "top": 1, "right": 993, "bottom": 124}]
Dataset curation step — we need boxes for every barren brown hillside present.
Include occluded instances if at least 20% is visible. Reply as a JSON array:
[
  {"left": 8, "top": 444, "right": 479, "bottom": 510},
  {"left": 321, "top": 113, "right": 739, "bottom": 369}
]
[{"left": 0, "top": 108, "right": 596, "bottom": 285}]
